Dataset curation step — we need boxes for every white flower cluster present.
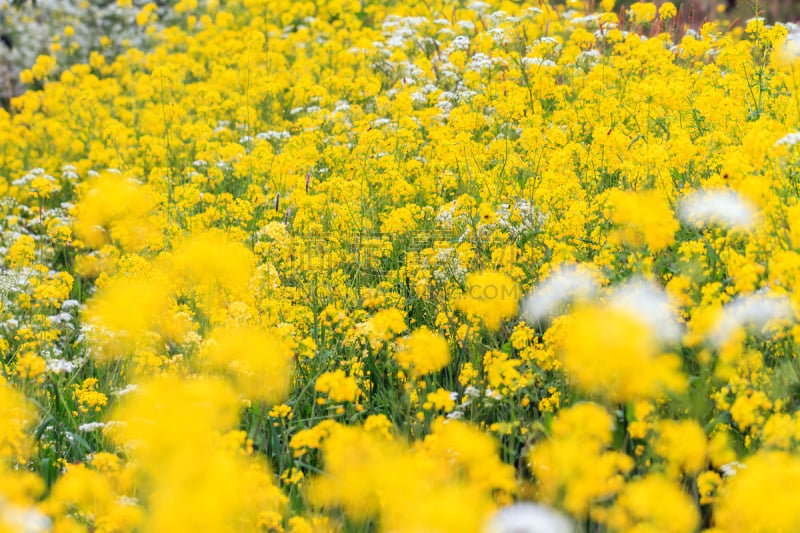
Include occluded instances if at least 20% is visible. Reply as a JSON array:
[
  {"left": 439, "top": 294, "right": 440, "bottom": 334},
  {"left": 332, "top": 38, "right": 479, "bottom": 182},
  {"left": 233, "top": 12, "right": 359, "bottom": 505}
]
[
  {"left": 679, "top": 189, "right": 758, "bottom": 230},
  {"left": 0, "top": 0, "right": 183, "bottom": 99},
  {"left": 708, "top": 291, "right": 794, "bottom": 348},
  {"left": 522, "top": 264, "right": 598, "bottom": 323}
]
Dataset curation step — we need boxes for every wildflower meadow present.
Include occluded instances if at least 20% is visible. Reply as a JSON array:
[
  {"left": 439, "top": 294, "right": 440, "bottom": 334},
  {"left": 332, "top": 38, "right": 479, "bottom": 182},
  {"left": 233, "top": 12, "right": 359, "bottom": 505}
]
[{"left": 2, "top": 0, "right": 800, "bottom": 531}]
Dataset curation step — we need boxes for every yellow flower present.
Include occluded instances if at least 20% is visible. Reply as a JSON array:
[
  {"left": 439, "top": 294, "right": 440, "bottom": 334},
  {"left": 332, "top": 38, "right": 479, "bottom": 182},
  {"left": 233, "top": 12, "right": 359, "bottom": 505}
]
[
  {"left": 530, "top": 403, "right": 633, "bottom": 516},
  {"left": 6, "top": 235, "right": 35, "bottom": 269},
  {"left": 166, "top": 231, "right": 256, "bottom": 316},
  {"left": 556, "top": 305, "right": 686, "bottom": 402},
  {"left": 714, "top": 451, "right": 800, "bottom": 532},
  {"left": 110, "top": 375, "right": 287, "bottom": 532},
  {"left": 136, "top": 3, "right": 158, "bottom": 26},
  {"left": 605, "top": 189, "right": 678, "bottom": 252},
  {"left": 655, "top": 420, "right": 707, "bottom": 475},
  {"left": 309, "top": 420, "right": 507, "bottom": 531},
  {"left": 628, "top": 2, "right": 657, "bottom": 24},
  {"left": 0, "top": 379, "right": 36, "bottom": 461},
  {"left": 395, "top": 327, "right": 450, "bottom": 377},
  {"left": 607, "top": 475, "right": 699, "bottom": 533},
  {"left": 423, "top": 388, "right": 456, "bottom": 412},
  {"left": 201, "top": 326, "right": 294, "bottom": 403},
  {"left": 19, "top": 69, "right": 34, "bottom": 84},
  {"left": 366, "top": 308, "right": 407, "bottom": 345},
  {"left": 659, "top": 2, "right": 676, "bottom": 20},
  {"left": 457, "top": 271, "right": 519, "bottom": 331},
  {"left": 15, "top": 353, "right": 47, "bottom": 382},
  {"left": 315, "top": 370, "right": 360, "bottom": 403},
  {"left": 72, "top": 378, "right": 109, "bottom": 414},
  {"left": 697, "top": 470, "right": 721, "bottom": 505},
  {"left": 268, "top": 403, "right": 293, "bottom": 419},
  {"left": 73, "top": 173, "right": 160, "bottom": 252},
  {"left": 84, "top": 274, "right": 177, "bottom": 360}
]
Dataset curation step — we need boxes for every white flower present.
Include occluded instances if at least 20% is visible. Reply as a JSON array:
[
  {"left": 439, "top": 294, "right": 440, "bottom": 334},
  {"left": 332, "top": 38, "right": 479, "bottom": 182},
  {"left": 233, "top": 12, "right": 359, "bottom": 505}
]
[
  {"left": 708, "top": 292, "right": 793, "bottom": 348},
  {"left": 775, "top": 131, "right": 800, "bottom": 148},
  {"left": 61, "top": 299, "right": 81, "bottom": 310},
  {"left": 489, "top": 11, "right": 508, "bottom": 25},
  {"left": 608, "top": 279, "right": 682, "bottom": 343},
  {"left": 113, "top": 384, "right": 140, "bottom": 397},
  {"left": 469, "top": 53, "right": 494, "bottom": 72},
  {"left": 79, "top": 422, "right": 107, "bottom": 432},
  {"left": 371, "top": 118, "right": 392, "bottom": 128},
  {"left": 522, "top": 57, "right": 556, "bottom": 68},
  {"left": 0, "top": 501, "right": 51, "bottom": 533},
  {"left": 781, "top": 25, "right": 800, "bottom": 62},
  {"left": 484, "top": 503, "right": 574, "bottom": 533},
  {"left": 522, "top": 265, "right": 598, "bottom": 323},
  {"left": 485, "top": 388, "right": 503, "bottom": 400},
  {"left": 679, "top": 189, "right": 757, "bottom": 230},
  {"left": 333, "top": 100, "right": 351, "bottom": 113},
  {"left": 456, "top": 20, "right": 476, "bottom": 31},
  {"left": 118, "top": 496, "right": 140, "bottom": 506},
  {"left": 48, "top": 312, "right": 74, "bottom": 327},
  {"left": 464, "top": 385, "right": 481, "bottom": 398},
  {"left": 577, "top": 49, "right": 601, "bottom": 66},
  {"left": 468, "top": 2, "right": 490, "bottom": 13},
  {"left": 46, "top": 358, "right": 83, "bottom": 374},
  {"left": 451, "top": 35, "right": 470, "bottom": 51},
  {"left": 720, "top": 461, "right": 746, "bottom": 477},
  {"left": 571, "top": 13, "right": 601, "bottom": 25}
]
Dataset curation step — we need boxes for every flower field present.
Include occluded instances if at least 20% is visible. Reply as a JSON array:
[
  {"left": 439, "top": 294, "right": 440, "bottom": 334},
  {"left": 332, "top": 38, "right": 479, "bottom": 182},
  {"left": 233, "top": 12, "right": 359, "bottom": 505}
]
[{"left": 3, "top": 0, "right": 800, "bottom": 531}]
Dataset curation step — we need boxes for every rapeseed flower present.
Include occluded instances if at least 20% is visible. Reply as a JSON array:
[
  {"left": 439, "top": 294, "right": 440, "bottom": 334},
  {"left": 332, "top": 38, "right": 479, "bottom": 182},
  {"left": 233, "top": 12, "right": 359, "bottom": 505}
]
[
  {"left": 605, "top": 189, "right": 679, "bottom": 252},
  {"left": 201, "top": 326, "right": 294, "bottom": 403},
  {"left": 556, "top": 305, "right": 686, "bottom": 402},
  {"left": 315, "top": 369, "right": 360, "bottom": 404},
  {"left": 395, "top": 327, "right": 450, "bottom": 377},
  {"left": 607, "top": 475, "right": 699, "bottom": 533},
  {"left": 714, "top": 451, "right": 800, "bottom": 532},
  {"left": 457, "top": 271, "right": 519, "bottom": 331},
  {"left": 529, "top": 403, "right": 633, "bottom": 516}
]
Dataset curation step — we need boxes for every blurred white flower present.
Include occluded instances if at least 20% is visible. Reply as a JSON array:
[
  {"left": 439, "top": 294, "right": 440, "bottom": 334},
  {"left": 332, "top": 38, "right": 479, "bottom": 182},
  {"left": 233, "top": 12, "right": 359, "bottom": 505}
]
[
  {"left": 113, "top": 384, "right": 140, "bottom": 397},
  {"left": 709, "top": 292, "right": 793, "bottom": 348},
  {"left": 464, "top": 385, "right": 481, "bottom": 398},
  {"left": 608, "top": 279, "right": 682, "bottom": 343},
  {"left": 522, "top": 265, "right": 598, "bottom": 323},
  {"left": 78, "top": 422, "right": 107, "bottom": 432},
  {"left": 720, "top": 461, "right": 747, "bottom": 477},
  {"left": 679, "top": 189, "right": 757, "bottom": 230},
  {"left": 780, "top": 24, "right": 800, "bottom": 62},
  {"left": 775, "top": 131, "right": 800, "bottom": 148},
  {"left": 484, "top": 503, "right": 574, "bottom": 533},
  {"left": 0, "top": 500, "right": 51, "bottom": 533}
]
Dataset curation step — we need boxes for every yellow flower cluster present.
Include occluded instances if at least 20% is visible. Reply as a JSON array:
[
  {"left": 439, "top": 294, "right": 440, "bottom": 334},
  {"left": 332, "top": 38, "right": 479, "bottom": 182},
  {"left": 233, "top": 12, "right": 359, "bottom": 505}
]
[
  {"left": 309, "top": 418, "right": 513, "bottom": 532},
  {"left": 395, "top": 327, "right": 450, "bottom": 377}
]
